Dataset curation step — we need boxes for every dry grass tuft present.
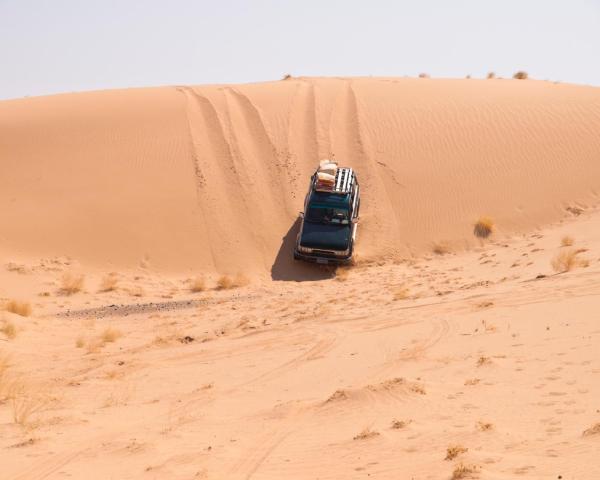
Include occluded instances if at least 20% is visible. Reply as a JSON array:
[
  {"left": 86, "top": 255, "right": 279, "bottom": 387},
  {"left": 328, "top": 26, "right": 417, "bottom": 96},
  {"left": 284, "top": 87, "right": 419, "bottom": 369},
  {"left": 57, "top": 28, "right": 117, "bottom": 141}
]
[
  {"left": 432, "top": 242, "right": 451, "bottom": 255},
  {"left": 326, "top": 389, "right": 348, "bottom": 403},
  {"left": 99, "top": 273, "right": 119, "bottom": 292},
  {"left": 476, "top": 356, "right": 492, "bottom": 367},
  {"left": 473, "top": 217, "right": 494, "bottom": 239},
  {"left": 560, "top": 236, "right": 574, "bottom": 247},
  {"left": 418, "top": 73, "right": 430, "bottom": 78},
  {"left": 464, "top": 378, "right": 481, "bottom": 386},
  {"left": 128, "top": 286, "right": 145, "bottom": 297},
  {"left": 452, "top": 463, "right": 479, "bottom": 479},
  {"left": 75, "top": 335, "right": 86, "bottom": 348},
  {"left": 4, "top": 300, "right": 32, "bottom": 317},
  {"left": 60, "top": 273, "right": 84, "bottom": 295},
  {"left": 1, "top": 320, "right": 17, "bottom": 339},
  {"left": 391, "top": 419, "right": 410, "bottom": 429},
  {"left": 101, "top": 327, "right": 122, "bottom": 344},
  {"left": 393, "top": 286, "right": 410, "bottom": 301},
  {"left": 10, "top": 382, "right": 49, "bottom": 427},
  {"left": 486, "top": 72, "right": 496, "bottom": 79},
  {"left": 217, "top": 275, "right": 233, "bottom": 290},
  {"left": 477, "top": 420, "right": 494, "bottom": 431},
  {"left": 445, "top": 445, "right": 468, "bottom": 460},
  {"left": 552, "top": 249, "right": 588, "bottom": 273},
  {"left": 282, "top": 73, "right": 292, "bottom": 80},
  {"left": 190, "top": 276, "right": 206, "bottom": 293},
  {"left": 353, "top": 427, "right": 380, "bottom": 440},
  {"left": 409, "top": 383, "right": 427, "bottom": 395},
  {"left": 513, "top": 71, "right": 528, "bottom": 80},
  {"left": 216, "top": 273, "right": 249, "bottom": 290},
  {"left": 583, "top": 423, "right": 600, "bottom": 437}
]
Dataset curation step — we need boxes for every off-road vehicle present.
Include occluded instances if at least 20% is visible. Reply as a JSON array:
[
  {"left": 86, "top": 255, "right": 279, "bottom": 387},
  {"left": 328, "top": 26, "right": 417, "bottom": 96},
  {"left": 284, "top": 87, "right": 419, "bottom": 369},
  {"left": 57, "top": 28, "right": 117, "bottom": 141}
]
[{"left": 294, "top": 160, "right": 360, "bottom": 265}]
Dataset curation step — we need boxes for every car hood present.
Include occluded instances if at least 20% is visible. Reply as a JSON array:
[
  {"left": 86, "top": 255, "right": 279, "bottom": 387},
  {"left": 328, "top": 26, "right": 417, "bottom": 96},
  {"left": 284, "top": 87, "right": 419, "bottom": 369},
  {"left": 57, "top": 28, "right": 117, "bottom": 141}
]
[{"left": 299, "top": 221, "right": 351, "bottom": 251}]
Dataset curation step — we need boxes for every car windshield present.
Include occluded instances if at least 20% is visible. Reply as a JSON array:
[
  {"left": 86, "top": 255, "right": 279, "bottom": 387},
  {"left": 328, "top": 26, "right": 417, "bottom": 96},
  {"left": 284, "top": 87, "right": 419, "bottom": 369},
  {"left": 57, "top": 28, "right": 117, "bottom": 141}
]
[{"left": 306, "top": 203, "right": 350, "bottom": 224}]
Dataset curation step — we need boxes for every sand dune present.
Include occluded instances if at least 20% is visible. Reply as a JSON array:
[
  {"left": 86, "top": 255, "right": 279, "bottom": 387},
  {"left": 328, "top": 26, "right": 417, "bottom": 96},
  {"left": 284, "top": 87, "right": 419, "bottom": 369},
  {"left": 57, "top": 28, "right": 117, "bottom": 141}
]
[
  {"left": 2, "top": 78, "right": 600, "bottom": 479},
  {"left": 2, "top": 78, "right": 600, "bottom": 274}
]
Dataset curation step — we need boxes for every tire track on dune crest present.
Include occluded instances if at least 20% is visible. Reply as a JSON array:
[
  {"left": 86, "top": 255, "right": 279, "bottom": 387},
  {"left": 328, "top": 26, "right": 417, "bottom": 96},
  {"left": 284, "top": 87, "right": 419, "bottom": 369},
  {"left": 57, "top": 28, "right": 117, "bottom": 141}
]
[{"left": 285, "top": 80, "right": 320, "bottom": 199}]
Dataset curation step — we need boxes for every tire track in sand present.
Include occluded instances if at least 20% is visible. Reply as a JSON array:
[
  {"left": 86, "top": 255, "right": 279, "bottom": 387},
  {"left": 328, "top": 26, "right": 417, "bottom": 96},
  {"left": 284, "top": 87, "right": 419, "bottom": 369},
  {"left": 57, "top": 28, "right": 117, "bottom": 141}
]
[
  {"left": 330, "top": 80, "right": 401, "bottom": 257},
  {"left": 374, "top": 317, "right": 450, "bottom": 379},
  {"left": 176, "top": 85, "right": 258, "bottom": 273},
  {"left": 222, "top": 87, "right": 293, "bottom": 268}
]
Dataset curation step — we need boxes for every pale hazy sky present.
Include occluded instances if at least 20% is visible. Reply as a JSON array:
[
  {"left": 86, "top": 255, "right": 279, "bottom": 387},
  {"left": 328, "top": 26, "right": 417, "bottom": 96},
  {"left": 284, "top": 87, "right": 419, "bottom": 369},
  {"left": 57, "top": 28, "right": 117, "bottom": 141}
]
[{"left": 1, "top": 0, "right": 599, "bottom": 100}]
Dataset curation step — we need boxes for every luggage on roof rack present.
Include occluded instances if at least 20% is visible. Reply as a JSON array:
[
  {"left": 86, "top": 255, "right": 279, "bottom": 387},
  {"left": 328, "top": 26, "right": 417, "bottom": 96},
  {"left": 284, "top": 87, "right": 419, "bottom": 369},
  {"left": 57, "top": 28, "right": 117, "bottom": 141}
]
[{"left": 314, "top": 162, "right": 354, "bottom": 194}]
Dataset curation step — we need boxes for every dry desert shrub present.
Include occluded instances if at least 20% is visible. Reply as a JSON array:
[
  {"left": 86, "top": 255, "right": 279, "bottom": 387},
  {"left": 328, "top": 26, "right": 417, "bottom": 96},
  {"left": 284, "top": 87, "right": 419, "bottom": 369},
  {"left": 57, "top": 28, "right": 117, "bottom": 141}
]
[
  {"left": 99, "top": 273, "right": 119, "bottom": 292},
  {"left": 473, "top": 217, "right": 494, "bottom": 239},
  {"left": 1, "top": 320, "right": 17, "bottom": 339},
  {"left": 452, "top": 463, "right": 480, "bottom": 479},
  {"left": 353, "top": 427, "right": 380, "bottom": 440},
  {"left": 217, "top": 275, "right": 233, "bottom": 290},
  {"left": 477, "top": 420, "right": 494, "bottom": 431},
  {"left": 326, "top": 389, "right": 348, "bottom": 403},
  {"left": 566, "top": 205, "right": 584, "bottom": 216},
  {"left": 393, "top": 286, "right": 410, "bottom": 301},
  {"left": 551, "top": 249, "right": 588, "bottom": 273},
  {"left": 486, "top": 72, "right": 496, "bottom": 79},
  {"left": 10, "top": 382, "right": 49, "bottom": 427},
  {"left": 476, "top": 356, "right": 491, "bottom": 367},
  {"left": 216, "top": 273, "right": 249, "bottom": 290},
  {"left": 60, "top": 272, "right": 84, "bottom": 295},
  {"left": 583, "top": 423, "right": 600, "bottom": 437},
  {"left": 445, "top": 445, "right": 468, "bottom": 460},
  {"left": 432, "top": 242, "right": 451, "bottom": 255},
  {"left": 418, "top": 73, "right": 430, "bottom": 78},
  {"left": 190, "top": 276, "right": 206, "bottom": 293},
  {"left": 464, "top": 378, "right": 481, "bottom": 386},
  {"left": 409, "top": 383, "right": 426, "bottom": 395},
  {"left": 282, "top": 73, "right": 292, "bottom": 80},
  {"left": 101, "top": 327, "right": 122, "bottom": 344},
  {"left": 4, "top": 300, "right": 32, "bottom": 317},
  {"left": 513, "top": 71, "right": 528, "bottom": 79},
  {"left": 391, "top": 419, "right": 410, "bottom": 429},
  {"left": 86, "top": 338, "right": 105, "bottom": 354},
  {"left": 560, "top": 236, "right": 574, "bottom": 247}
]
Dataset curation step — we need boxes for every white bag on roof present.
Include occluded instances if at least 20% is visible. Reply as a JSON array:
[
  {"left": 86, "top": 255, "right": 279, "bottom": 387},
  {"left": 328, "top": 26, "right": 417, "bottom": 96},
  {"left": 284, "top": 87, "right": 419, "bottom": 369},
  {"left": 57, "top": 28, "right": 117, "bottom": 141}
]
[
  {"left": 317, "top": 171, "right": 335, "bottom": 184},
  {"left": 318, "top": 159, "right": 338, "bottom": 176}
]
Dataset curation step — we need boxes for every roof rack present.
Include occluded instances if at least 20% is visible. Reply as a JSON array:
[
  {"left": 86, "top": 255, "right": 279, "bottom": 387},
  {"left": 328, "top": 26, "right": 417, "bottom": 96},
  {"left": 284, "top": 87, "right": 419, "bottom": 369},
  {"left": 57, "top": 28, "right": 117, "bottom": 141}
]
[{"left": 314, "top": 167, "right": 354, "bottom": 194}]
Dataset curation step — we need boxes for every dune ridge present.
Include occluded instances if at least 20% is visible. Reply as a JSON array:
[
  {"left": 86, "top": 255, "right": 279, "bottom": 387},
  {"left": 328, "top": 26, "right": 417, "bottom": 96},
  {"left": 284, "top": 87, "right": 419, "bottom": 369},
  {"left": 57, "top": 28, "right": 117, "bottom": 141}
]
[{"left": 2, "top": 78, "right": 600, "bottom": 274}]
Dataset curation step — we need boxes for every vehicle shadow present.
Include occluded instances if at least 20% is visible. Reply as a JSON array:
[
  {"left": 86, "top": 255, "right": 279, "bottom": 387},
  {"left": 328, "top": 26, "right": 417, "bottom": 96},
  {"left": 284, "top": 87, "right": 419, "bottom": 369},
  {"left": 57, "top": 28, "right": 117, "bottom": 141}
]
[{"left": 270, "top": 217, "right": 334, "bottom": 281}]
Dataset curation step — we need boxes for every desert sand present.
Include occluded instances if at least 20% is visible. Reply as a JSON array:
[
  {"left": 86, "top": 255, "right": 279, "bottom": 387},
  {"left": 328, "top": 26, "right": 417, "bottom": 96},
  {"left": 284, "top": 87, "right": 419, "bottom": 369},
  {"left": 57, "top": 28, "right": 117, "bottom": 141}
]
[{"left": 1, "top": 77, "right": 600, "bottom": 479}]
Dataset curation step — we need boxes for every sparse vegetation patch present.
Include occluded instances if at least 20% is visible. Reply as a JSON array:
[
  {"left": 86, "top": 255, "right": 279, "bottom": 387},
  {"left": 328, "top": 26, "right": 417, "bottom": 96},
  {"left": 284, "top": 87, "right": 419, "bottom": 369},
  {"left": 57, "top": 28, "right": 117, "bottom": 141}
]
[
  {"left": 473, "top": 217, "right": 494, "bottom": 239},
  {"left": 60, "top": 273, "right": 84, "bottom": 295},
  {"left": 4, "top": 300, "right": 32, "bottom": 317},
  {"left": 445, "top": 445, "right": 468, "bottom": 460}
]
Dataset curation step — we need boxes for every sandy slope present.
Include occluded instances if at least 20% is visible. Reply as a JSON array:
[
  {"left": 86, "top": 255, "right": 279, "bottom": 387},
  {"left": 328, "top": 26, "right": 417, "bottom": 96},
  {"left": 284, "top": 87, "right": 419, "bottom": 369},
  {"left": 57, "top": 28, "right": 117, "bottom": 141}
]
[
  {"left": 2, "top": 78, "right": 600, "bottom": 274},
  {"left": 1, "top": 209, "right": 600, "bottom": 479},
  {"left": 2, "top": 78, "right": 600, "bottom": 479}
]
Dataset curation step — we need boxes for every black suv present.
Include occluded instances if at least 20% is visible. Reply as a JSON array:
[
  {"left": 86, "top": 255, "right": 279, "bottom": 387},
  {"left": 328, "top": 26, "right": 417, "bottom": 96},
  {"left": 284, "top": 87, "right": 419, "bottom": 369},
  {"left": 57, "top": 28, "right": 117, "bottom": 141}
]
[{"left": 294, "top": 164, "right": 360, "bottom": 265}]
